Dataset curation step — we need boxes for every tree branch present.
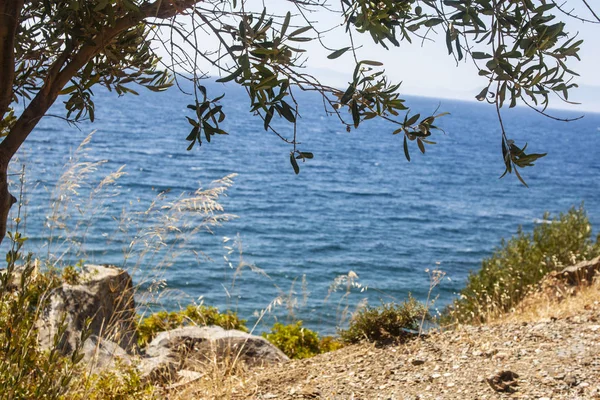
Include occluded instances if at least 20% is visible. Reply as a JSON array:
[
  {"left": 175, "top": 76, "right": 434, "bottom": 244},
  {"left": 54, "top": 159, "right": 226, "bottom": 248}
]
[
  {"left": 141, "top": 0, "right": 201, "bottom": 19},
  {"left": 551, "top": 0, "right": 600, "bottom": 24},
  {"left": 0, "top": 0, "right": 201, "bottom": 160},
  {"left": 581, "top": 0, "right": 600, "bottom": 22},
  {"left": 0, "top": 0, "right": 24, "bottom": 120}
]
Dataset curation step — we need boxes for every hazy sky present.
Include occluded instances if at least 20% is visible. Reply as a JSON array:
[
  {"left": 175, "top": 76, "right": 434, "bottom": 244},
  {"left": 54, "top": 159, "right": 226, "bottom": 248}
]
[
  {"left": 160, "top": 1, "right": 600, "bottom": 112},
  {"left": 311, "top": 9, "right": 599, "bottom": 109}
]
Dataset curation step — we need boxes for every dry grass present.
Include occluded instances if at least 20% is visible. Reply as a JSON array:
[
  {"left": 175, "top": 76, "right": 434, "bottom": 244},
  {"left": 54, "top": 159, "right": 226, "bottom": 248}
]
[
  {"left": 167, "top": 355, "right": 250, "bottom": 400},
  {"left": 491, "top": 275, "right": 600, "bottom": 325},
  {"left": 323, "top": 270, "right": 368, "bottom": 329},
  {"left": 5, "top": 131, "right": 254, "bottom": 397},
  {"left": 29, "top": 131, "right": 242, "bottom": 332},
  {"left": 214, "top": 273, "right": 600, "bottom": 400},
  {"left": 44, "top": 131, "right": 127, "bottom": 265}
]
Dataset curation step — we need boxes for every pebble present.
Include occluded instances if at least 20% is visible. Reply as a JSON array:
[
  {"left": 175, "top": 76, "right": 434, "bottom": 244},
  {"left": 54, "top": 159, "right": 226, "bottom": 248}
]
[
  {"left": 565, "top": 374, "right": 578, "bottom": 386},
  {"left": 241, "top": 289, "right": 600, "bottom": 400},
  {"left": 588, "top": 325, "right": 600, "bottom": 332}
]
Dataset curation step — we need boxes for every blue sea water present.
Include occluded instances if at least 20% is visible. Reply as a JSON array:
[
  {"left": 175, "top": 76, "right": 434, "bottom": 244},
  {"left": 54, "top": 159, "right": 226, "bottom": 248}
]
[{"left": 13, "top": 81, "right": 600, "bottom": 333}]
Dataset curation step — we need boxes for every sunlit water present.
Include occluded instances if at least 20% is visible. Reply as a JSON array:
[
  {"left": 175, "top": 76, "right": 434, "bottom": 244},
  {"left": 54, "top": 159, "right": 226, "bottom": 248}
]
[{"left": 13, "top": 81, "right": 600, "bottom": 333}]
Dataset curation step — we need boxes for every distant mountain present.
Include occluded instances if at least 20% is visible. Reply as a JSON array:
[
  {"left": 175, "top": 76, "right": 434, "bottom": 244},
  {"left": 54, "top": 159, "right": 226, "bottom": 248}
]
[{"left": 300, "top": 66, "right": 600, "bottom": 114}]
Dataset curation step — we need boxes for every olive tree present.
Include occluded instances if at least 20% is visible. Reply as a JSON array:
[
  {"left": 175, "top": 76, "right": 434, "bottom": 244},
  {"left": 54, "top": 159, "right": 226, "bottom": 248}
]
[{"left": 0, "top": 0, "right": 595, "bottom": 244}]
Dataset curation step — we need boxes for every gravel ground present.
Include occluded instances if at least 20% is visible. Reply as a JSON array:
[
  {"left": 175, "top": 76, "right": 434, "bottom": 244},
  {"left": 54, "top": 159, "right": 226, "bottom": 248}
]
[{"left": 235, "top": 303, "right": 600, "bottom": 399}]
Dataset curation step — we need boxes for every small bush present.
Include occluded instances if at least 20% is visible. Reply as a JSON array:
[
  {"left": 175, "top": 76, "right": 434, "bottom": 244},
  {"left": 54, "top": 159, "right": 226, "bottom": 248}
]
[
  {"left": 0, "top": 233, "right": 154, "bottom": 399},
  {"left": 339, "top": 296, "right": 427, "bottom": 344},
  {"left": 62, "top": 264, "right": 82, "bottom": 285},
  {"left": 0, "top": 235, "right": 85, "bottom": 400},
  {"left": 447, "top": 205, "right": 600, "bottom": 324},
  {"left": 136, "top": 304, "right": 247, "bottom": 347},
  {"left": 262, "top": 321, "right": 343, "bottom": 359},
  {"left": 262, "top": 321, "right": 320, "bottom": 359},
  {"left": 319, "top": 335, "right": 345, "bottom": 353},
  {"left": 69, "top": 363, "right": 155, "bottom": 400}
]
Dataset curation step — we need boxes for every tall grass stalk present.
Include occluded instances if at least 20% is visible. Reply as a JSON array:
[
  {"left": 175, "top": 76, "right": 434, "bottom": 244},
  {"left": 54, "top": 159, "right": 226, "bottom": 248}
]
[
  {"left": 0, "top": 169, "right": 88, "bottom": 400},
  {"left": 44, "top": 131, "right": 126, "bottom": 265},
  {"left": 31, "top": 132, "right": 239, "bottom": 319},
  {"left": 323, "top": 270, "right": 368, "bottom": 329},
  {"left": 419, "top": 265, "right": 446, "bottom": 336}
]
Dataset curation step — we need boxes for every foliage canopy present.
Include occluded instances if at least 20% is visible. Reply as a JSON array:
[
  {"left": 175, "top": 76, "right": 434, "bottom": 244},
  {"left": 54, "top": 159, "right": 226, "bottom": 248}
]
[{"left": 0, "top": 0, "right": 597, "bottom": 241}]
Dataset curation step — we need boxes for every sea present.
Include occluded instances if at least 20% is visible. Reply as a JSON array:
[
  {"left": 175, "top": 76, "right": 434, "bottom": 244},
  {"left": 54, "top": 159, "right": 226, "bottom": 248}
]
[{"left": 12, "top": 80, "right": 600, "bottom": 333}]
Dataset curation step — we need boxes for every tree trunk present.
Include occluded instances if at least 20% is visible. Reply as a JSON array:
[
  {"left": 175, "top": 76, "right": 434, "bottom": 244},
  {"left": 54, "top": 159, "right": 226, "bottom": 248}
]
[
  {"left": 0, "top": 0, "right": 24, "bottom": 245},
  {"left": 0, "top": 151, "right": 16, "bottom": 245},
  {"left": 0, "top": 0, "right": 201, "bottom": 245}
]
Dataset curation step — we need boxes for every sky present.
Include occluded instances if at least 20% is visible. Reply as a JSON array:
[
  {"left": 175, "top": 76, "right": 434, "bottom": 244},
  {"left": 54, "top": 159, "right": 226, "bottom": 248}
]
[
  {"left": 306, "top": 8, "right": 600, "bottom": 112},
  {"left": 158, "top": 1, "right": 600, "bottom": 113}
]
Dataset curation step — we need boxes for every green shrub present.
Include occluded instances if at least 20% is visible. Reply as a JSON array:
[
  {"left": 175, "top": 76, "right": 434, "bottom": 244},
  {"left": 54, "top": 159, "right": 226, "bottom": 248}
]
[
  {"left": 62, "top": 264, "right": 82, "bottom": 285},
  {"left": 69, "top": 363, "right": 156, "bottom": 400},
  {"left": 318, "top": 335, "right": 345, "bottom": 353},
  {"left": 136, "top": 304, "right": 247, "bottom": 347},
  {"left": 262, "top": 321, "right": 342, "bottom": 359},
  {"left": 0, "top": 234, "right": 86, "bottom": 400},
  {"left": 447, "top": 205, "right": 600, "bottom": 324},
  {"left": 0, "top": 233, "right": 153, "bottom": 399},
  {"left": 339, "top": 296, "right": 427, "bottom": 344}
]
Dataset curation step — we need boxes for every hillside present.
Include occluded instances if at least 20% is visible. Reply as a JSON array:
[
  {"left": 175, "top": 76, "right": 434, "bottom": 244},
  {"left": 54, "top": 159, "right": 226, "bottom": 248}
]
[{"left": 174, "top": 275, "right": 600, "bottom": 399}]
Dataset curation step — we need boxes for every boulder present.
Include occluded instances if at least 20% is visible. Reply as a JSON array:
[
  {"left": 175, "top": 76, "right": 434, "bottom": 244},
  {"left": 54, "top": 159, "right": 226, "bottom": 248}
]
[
  {"left": 82, "top": 335, "right": 132, "bottom": 372},
  {"left": 487, "top": 370, "right": 519, "bottom": 393},
  {"left": 145, "top": 326, "right": 288, "bottom": 369},
  {"left": 37, "top": 264, "right": 138, "bottom": 354},
  {"left": 138, "top": 351, "right": 180, "bottom": 383}
]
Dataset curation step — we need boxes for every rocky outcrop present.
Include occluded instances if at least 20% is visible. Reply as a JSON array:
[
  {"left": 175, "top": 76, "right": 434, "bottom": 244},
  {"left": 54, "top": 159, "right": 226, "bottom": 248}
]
[
  {"left": 138, "top": 350, "right": 180, "bottom": 383},
  {"left": 37, "top": 264, "right": 138, "bottom": 354},
  {"left": 146, "top": 325, "right": 288, "bottom": 366},
  {"left": 139, "top": 325, "right": 289, "bottom": 383},
  {"left": 530, "top": 256, "right": 600, "bottom": 303},
  {"left": 4, "top": 263, "right": 288, "bottom": 384},
  {"left": 556, "top": 256, "right": 600, "bottom": 285},
  {"left": 82, "top": 335, "right": 132, "bottom": 371}
]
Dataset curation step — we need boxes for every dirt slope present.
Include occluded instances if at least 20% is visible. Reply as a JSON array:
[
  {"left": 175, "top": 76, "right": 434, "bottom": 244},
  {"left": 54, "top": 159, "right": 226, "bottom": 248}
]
[{"left": 175, "top": 283, "right": 600, "bottom": 400}]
